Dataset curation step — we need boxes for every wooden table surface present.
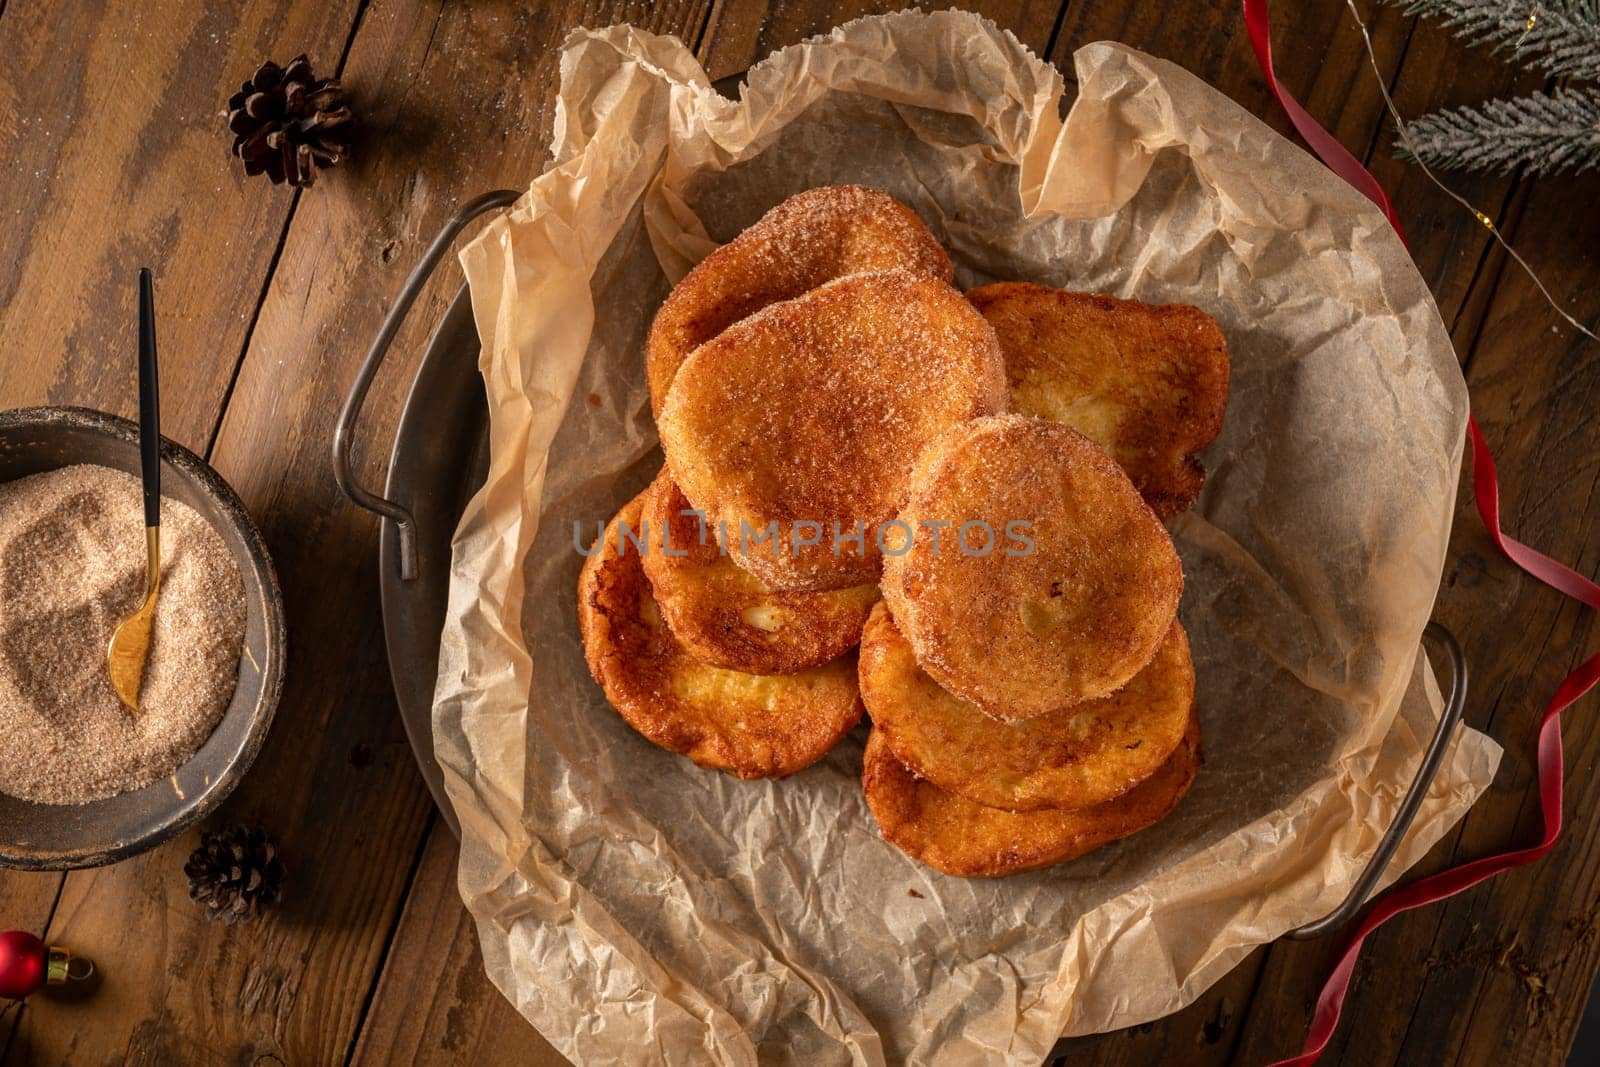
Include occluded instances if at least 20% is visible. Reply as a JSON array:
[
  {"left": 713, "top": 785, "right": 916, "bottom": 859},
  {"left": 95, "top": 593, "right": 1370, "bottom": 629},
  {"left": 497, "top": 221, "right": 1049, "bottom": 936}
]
[{"left": 1, "top": 0, "right": 1596, "bottom": 1063}]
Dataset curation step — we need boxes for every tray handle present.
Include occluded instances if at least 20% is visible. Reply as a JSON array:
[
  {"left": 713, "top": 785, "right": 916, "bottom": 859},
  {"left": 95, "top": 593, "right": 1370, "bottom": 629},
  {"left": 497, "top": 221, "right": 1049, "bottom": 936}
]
[
  {"left": 1285, "top": 621, "right": 1468, "bottom": 939},
  {"left": 333, "top": 188, "right": 524, "bottom": 580}
]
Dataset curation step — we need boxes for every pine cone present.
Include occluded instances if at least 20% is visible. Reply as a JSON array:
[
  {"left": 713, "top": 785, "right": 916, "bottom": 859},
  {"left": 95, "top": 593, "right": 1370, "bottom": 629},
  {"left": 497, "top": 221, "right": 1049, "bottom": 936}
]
[
  {"left": 184, "top": 825, "right": 285, "bottom": 925},
  {"left": 226, "top": 55, "right": 351, "bottom": 188}
]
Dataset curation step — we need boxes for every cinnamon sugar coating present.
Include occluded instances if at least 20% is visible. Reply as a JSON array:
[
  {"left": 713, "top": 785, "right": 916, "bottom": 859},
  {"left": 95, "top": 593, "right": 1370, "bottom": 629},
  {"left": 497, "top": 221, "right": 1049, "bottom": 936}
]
[
  {"left": 659, "top": 270, "right": 1007, "bottom": 592},
  {"left": 882, "top": 415, "right": 1182, "bottom": 718},
  {"left": 646, "top": 185, "right": 952, "bottom": 416}
]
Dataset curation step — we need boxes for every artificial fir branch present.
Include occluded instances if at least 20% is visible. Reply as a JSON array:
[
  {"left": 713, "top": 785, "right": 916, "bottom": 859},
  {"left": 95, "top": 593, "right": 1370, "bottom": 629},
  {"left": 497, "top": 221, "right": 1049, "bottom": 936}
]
[
  {"left": 1388, "top": 0, "right": 1600, "bottom": 81},
  {"left": 1397, "top": 86, "right": 1600, "bottom": 173}
]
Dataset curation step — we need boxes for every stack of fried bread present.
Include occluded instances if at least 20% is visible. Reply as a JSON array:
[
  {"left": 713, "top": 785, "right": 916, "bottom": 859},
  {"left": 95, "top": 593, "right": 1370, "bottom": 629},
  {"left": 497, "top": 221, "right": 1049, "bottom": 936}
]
[{"left": 577, "top": 185, "right": 1230, "bottom": 878}]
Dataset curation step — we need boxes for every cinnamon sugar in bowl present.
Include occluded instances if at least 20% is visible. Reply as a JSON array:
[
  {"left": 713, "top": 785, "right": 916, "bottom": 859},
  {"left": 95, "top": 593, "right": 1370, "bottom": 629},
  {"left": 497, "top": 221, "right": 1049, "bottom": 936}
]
[{"left": 0, "top": 407, "right": 285, "bottom": 870}]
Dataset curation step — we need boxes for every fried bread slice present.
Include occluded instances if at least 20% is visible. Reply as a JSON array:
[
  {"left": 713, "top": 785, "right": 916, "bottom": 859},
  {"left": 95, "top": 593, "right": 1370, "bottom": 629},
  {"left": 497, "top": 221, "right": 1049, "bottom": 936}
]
[
  {"left": 646, "top": 185, "right": 953, "bottom": 416},
  {"left": 577, "top": 488, "right": 863, "bottom": 779},
  {"left": 967, "top": 282, "right": 1229, "bottom": 519},
  {"left": 882, "top": 415, "right": 1182, "bottom": 718},
  {"left": 659, "top": 269, "right": 1007, "bottom": 592},
  {"left": 860, "top": 602, "right": 1193, "bottom": 811},
  {"left": 641, "top": 474, "right": 878, "bottom": 674},
  {"left": 862, "top": 714, "right": 1200, "bottom": 878}
]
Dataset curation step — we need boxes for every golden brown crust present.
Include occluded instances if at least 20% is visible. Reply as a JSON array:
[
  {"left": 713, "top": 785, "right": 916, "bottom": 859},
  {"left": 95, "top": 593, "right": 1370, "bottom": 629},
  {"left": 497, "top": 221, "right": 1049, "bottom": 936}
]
[
  {"left": 576, "top": 489, "right": 864, "bottom": 779},
  {"left": 646, "top": 185, "right": 953, "bottom": 416},
  {"left": 860, "top": 602, "right": 1193, "bottom": 811},
  {"left": 862, "top": 715, "right": 1201, "bottom": 878},
  {"left": 659, "top": 269, "right": 1008, "bottom": 592},
  {"left": 640, "top": 474, "right": 879, "bottom": 674},
  {"left": 967, "top": 282, "right": 1230, "bottom": 519},
  {"left": 882, "top": 414, "right": 1182, "bottom": 718}
]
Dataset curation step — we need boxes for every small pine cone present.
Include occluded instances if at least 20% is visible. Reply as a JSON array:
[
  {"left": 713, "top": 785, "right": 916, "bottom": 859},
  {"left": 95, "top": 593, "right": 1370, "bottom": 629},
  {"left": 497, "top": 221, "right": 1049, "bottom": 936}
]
[
  {"left": 226, "top": 54, "right": 351, "bottom": 188},
  {"left": 184, "top": 825, "right": 285, "bottom": 925}
]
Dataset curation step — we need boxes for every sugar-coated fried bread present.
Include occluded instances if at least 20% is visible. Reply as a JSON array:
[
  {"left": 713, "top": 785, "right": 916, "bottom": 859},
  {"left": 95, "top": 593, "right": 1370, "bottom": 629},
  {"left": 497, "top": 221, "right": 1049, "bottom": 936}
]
[
  {"left": 883, "top": 415, "right": 1182, "bottom": 718},
  {"left": 641, "top": 474, "right": 879, "bottom": 674},
  {"left": 660, "top": 269, "right": 1008, "bottom": 592},
  {"left": 862, "top": 715, "right": 1200, "bottom": 878},
  {"left": 577, "top": 489, "right": 863, "bottom": 779},
  {"left": 860, "top": 603, "right": 1193, "bottom": 810},
  {"left": 646, "top": 185, "right": 953, "bottom": 416},
  {"left": 967, "top": 282, "right": 1229, "bottom": 519}
]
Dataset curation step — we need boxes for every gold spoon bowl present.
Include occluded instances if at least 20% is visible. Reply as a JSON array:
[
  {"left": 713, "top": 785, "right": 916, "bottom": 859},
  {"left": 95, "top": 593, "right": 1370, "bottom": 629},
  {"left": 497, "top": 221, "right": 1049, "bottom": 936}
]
[{"left": 106, "top": 526, "right": 161, "bottom": 710}]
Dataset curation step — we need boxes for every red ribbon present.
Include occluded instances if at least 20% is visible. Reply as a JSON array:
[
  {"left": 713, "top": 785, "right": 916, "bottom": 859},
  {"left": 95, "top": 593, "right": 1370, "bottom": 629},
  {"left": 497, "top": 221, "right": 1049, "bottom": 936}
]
[{"left": 1243, "top": 1, "right": 1600, "bottom": 1062}]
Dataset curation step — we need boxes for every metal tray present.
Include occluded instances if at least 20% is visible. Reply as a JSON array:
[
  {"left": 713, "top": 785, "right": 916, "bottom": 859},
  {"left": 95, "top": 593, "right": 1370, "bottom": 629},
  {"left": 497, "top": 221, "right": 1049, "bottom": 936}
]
[
  {"left": 334, "top": 190, "right": 517, "bottom": 836},
  {"left": 333, "top": 192, "right": 1469, "bottom": 939}
]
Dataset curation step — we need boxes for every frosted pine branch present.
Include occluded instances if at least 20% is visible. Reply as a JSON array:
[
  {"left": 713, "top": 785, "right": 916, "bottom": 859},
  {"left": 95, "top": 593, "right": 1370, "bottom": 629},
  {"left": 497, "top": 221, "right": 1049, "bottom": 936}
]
[
  {"left": 1387, "top": 0, "right": 1600, "bottom": 80},
  {"left": 1396, "top": 86, "right": 1600, "bottom": 173}
]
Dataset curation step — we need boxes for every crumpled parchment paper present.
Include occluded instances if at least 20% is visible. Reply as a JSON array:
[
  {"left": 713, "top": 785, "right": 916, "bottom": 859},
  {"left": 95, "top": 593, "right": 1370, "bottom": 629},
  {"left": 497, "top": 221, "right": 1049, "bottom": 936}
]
[{"left": 434, "top": 11, "right": 1503, "bottom": 1064}]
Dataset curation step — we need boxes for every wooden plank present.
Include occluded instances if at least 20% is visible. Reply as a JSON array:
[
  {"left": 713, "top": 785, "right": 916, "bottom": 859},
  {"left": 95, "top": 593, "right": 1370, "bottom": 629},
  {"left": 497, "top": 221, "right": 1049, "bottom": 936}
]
[
  {"left": 14, "top": 0, "right": 714, "bottom": 1063},
  {"left": 0, "top": 0, "right": 359, "bottom": 451},
  {"left": 1360, "top": 20, "right": 1545, "bottom": 347},
  {"left": 0, "top": 0, "right": 364, "bottom": 989},
  {"left": 1236, "top": 188, "right": 1600, "bottom": 1066},
  {"left": 0, "top": 0, "right": 361, "bottom": 1061},
  {"left": 349, "top": 821, "right": 566, "bottom": 1066},
  {"left": 1268, "top": 184, "right": 1600, "bottom": 1065},
  {"left": 0, "top": 876, "right": 59, "bottom": 962},
  {"left": 1049, "top": 0, "right": 1412, "bottom": 146},
  {"left": 699, "top": 0, "right": 1064, "bottom": 83},
  {"left": 1226, "top": 15, "right": 1576, "bottom": 1064},
  {"left": 1416, "top": 260, "right": 1600, "bottom": 1065},
  {"left": 0, "top": 876, "right": 59, "bottom": 1061}
]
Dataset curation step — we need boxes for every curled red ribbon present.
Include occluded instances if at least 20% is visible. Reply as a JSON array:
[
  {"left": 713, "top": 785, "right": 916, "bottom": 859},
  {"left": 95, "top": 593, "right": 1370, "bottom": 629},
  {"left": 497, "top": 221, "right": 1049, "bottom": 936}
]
[{"left": 1242, "top": 1, "right": 1600, "bottom": 1062}]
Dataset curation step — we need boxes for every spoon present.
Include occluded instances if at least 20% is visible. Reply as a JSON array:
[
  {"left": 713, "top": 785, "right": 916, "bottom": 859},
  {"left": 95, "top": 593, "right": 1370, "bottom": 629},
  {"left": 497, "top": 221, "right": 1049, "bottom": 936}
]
[{"left": 108, "top": 268, "right": 162, "bottom": 711}]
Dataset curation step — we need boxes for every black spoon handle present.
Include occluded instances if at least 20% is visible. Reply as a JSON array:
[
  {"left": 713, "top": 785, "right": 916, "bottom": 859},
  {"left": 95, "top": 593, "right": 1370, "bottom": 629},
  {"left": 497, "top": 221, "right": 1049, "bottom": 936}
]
[{"left": 137, "top": 268, "right": 161, "bottom": 529}]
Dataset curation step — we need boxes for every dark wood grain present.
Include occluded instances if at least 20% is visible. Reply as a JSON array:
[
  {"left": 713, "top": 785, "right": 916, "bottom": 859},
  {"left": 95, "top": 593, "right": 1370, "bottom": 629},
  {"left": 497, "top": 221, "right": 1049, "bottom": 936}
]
[
  {"left": 0, "top": 878, "right": 58, "bottom": 964},
  {"left": 5, "top": 0, "right": 715, "bottom": 1063},
  {"left": 349, "top": 820, "right": 567, "bottom": 1065},
  {"left": 1237, "top": 176, "right": 1600, "bottom": 1067},
  {"left": 1364, "top": 18, "right": 1547, "bottom": 347},
  {"left": 1426, "top": 200, "right": 1600, "bottom": 1063},
  {"left": 0, "top": 0, "right": 363, "bottom": 1060},
  {"left": 0, "top": 0, "right": 362, "bottom": 966},
  {"left": 700, "top": 0, "right": 1063, "bottom": 81},
  {"left": 0, "top": 877, "right": 58, "bottom": 1061},
  {"left": 187, "top": 0, "right": 714, "bottom": 1063},
  {"left": 1050, "top": 0, "right": 1413, "bottom": 143},
  {"left": 1220, "top": 11, "right": 1600, "bottom": 1065},
  {"left": 0, "top": 0, "right": 361, "bottom": 450}
]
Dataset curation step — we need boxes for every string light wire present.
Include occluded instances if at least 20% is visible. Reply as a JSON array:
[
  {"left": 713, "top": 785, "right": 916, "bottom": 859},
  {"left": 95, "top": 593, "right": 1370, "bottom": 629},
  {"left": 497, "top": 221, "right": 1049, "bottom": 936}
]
[{"left": 1345, "top": 0, "right": 1599, "bottom": 343}]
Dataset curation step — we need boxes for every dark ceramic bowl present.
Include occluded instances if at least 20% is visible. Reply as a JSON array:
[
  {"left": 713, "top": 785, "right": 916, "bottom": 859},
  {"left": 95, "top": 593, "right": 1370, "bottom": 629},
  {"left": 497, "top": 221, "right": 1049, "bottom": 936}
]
[{"left": 0, "top": 407, "right": 285, "bottom": 869}]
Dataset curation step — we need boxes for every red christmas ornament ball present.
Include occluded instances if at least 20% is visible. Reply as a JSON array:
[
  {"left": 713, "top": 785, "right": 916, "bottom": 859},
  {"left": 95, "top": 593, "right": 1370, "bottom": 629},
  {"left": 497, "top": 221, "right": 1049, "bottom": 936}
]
[{"left": 0, "top": 930, "right": 46, "bottom": 999}]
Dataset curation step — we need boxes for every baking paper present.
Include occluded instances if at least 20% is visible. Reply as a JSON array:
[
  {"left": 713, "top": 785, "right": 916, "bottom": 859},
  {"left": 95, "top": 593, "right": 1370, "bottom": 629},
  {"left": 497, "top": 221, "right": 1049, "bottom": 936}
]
[{"left": 434, "top": 12, "right": 1502, "bottom": 1064}]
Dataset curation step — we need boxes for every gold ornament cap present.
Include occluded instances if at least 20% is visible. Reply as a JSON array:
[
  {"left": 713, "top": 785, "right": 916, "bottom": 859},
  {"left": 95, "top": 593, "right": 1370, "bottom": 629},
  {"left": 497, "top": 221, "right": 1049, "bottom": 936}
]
[{"left": 45, "top": 946, "right": 93, "bottom": 985}]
